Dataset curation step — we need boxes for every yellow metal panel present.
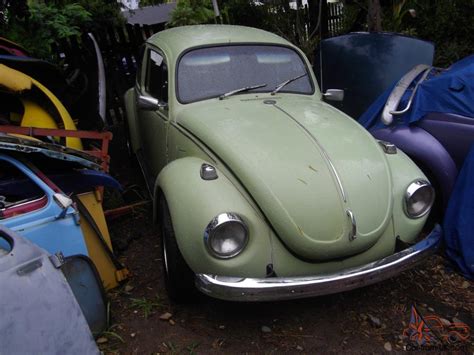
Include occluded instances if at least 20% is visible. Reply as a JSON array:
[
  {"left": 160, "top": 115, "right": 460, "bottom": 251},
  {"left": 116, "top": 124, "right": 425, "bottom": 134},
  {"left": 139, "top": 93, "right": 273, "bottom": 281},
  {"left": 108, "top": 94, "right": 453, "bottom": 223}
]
[
  {"left": 30, "top": 78, "right": 83, "bottom": 150},
  {"left": 0, "top": 64, "right": 32, "bottom": 92},
  {"left": 21, "top": 99, "right": 58, "bottom": 129},
  {"left": 77, "top": 192, "right": 119, "bottom": 290},
  {"left": 0, "top": 64, "right": 83, "bottom": 150}
]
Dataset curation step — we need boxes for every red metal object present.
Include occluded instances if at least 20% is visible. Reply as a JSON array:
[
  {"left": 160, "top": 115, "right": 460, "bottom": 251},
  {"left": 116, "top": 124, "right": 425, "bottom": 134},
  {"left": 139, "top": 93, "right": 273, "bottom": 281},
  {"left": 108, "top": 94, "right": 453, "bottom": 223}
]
[
  {"left": 1, "top": 196, "right": 48, "bottom": 219},
  {"left": 0, "top": 126, "right": 112, "bottom": 172}
]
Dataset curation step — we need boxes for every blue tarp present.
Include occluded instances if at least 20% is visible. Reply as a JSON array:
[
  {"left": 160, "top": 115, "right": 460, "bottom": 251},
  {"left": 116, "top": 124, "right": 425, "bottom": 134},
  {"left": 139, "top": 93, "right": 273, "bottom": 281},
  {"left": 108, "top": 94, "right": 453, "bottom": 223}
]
[
  {"left": 443, "top": 144, "right": 474, "bottom": 280},
  {"left": 359, "top": 55, "right": 474, "bottom": 128}
]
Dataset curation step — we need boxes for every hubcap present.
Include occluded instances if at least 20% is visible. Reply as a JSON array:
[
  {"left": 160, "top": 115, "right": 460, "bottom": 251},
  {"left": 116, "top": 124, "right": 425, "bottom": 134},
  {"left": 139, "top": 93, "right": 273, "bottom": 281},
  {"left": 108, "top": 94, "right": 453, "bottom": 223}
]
[{"left": 161, "top": 226, "right": 170, "bottom": 278}]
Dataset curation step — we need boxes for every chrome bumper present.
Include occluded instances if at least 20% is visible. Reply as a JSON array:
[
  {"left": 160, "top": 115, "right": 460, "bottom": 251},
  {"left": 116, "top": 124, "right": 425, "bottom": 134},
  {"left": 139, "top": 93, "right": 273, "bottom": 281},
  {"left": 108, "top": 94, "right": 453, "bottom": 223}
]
[{"left": 195, "top": 225, "right": 442, "bottom": 302}]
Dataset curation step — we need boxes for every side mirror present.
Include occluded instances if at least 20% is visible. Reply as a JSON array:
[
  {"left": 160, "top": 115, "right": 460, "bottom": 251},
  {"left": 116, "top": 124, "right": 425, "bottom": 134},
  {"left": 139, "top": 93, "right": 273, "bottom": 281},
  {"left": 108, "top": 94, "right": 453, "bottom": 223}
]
[
  {"left": 137, "top": 94, "right": 168, "bottom": 111},
  {"left": 53, "top": 193, "right": 73, "bottom": 210},
  {"left": 323, "top": 89, "right": 345, "bottom": 102}
]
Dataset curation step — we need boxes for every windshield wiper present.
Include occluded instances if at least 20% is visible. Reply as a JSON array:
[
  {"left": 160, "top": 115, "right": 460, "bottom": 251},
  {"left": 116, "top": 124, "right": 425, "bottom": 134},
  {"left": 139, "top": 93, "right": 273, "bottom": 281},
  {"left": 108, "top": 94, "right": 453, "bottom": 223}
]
[
  {"left": 271, "top": 73, "right": 308, "bottom": 95},
  {"left": 219, "top": 83, "right": 267, "bottom": 100}
]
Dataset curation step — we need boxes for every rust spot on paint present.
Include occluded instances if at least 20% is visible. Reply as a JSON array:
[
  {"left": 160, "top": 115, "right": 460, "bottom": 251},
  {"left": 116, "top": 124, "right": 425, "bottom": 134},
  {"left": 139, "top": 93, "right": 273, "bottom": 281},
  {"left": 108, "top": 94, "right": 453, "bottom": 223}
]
[
  {"left": 297, "top": 225, "right": 305, "bottom": 236},
  {"left": 297, "top": 178, "right": 307, "bottom": 185},
  {"left": 308, "top": 165, "right": 318, "bottom": 173}
]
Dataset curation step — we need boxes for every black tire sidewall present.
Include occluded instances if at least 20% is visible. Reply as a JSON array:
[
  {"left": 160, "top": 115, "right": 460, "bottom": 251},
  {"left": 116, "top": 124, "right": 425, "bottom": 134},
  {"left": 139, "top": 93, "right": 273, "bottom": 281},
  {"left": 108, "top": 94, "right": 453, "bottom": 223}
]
[{"left": 158, "top": 195, "right": 196, "bottom": 302}]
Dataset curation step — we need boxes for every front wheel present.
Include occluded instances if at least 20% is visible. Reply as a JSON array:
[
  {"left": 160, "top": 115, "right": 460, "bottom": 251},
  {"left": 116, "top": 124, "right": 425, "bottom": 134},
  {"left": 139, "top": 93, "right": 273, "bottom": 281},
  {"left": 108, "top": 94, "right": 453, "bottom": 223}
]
[{"left": 158, "top": 195, "right": 196, "bottom": 303}]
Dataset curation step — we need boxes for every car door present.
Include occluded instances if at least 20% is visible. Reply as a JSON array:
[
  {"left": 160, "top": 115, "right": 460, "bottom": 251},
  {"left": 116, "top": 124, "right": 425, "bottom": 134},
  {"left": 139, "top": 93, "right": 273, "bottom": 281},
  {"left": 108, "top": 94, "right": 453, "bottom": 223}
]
[
  {"left": 0, "top": 155, "right": 88, "bottom": 257},
  {"left": 136, "top": 46, "right": 169, "bottom": 179}
]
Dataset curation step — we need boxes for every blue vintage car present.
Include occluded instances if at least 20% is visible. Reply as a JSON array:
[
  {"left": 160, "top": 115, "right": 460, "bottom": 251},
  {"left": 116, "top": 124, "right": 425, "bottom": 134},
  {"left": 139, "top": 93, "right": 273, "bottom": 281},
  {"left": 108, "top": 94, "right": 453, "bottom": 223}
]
[
  {"left": 0, "top": 135, "right": 121, "bottom": 275},
  {"left": 360, "top": 55, "right": 474, "bottom": 206}
]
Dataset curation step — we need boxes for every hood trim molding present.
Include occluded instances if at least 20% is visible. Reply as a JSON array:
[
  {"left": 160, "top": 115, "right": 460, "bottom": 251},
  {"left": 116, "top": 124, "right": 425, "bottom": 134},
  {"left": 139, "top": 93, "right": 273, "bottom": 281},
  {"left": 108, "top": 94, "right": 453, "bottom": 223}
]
[{"left": 273, "top": 104, "right": 347, "bottom": 202}]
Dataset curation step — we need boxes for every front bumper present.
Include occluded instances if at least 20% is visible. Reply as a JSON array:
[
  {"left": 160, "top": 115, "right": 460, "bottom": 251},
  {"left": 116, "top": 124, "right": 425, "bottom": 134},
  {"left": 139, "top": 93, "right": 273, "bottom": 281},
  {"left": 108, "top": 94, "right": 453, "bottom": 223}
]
[{"left": 195, "top": 225, "right": 442, "bottom": 302}]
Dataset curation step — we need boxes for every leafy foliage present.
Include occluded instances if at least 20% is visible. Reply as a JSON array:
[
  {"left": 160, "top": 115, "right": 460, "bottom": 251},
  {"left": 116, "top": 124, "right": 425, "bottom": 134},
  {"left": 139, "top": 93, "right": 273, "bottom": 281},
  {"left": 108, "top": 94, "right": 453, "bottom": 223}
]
[
  {"left": 408, "top": 0, "right": 474, "bottom": 66},
  {"left": 1, "top": 2, "right": 91, "bottom": 59},
  {"left": 74, "top": 0, "right": 125, "bottom": 30},
  {"left": 0, "top": 0, "right": 123, "bottom": 60},
  {"left": 167, "top": 0, "right": 215, "bottom": 27},
  {"left": 342, "top": 0, "right": 474, "bottom": 67}
]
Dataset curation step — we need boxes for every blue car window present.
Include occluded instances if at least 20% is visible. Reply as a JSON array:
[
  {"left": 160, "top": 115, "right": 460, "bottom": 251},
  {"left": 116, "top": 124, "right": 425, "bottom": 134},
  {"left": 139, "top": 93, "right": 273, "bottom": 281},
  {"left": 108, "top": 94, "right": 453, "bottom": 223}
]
[
  {"left": 177, "top": 45, "right": 314, "bottom": 103},
  {"left": 0, "top": 160, "right": 45, "bottom": 214}
]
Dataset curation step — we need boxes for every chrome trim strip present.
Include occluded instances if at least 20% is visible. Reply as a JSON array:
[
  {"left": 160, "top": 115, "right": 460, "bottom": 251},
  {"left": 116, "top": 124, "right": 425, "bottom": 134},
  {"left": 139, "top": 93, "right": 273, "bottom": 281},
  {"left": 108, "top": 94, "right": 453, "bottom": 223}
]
[
  {"left": 87, "top": 33, "right": 106, "bottom": 124},
  {"left": 378, "top": 141, "right": 397, "bottom": 154},
  {"left": 346, "top": 209, "right": 357, "bottom": 241},
  {"left": 0, "top": 195, "right": 46, "bottom": 211},
  {"left": 195, "top": 225, "right": 442, "bottom": 302},
  {"left": 389, "top": 66, "right": 431, "bottom": 116},
  {"left": 273, "top": 105, "right": 346, "bottom": 202},
  {"left": 381, "top": 64, "right": 430, "bottom": 125}
]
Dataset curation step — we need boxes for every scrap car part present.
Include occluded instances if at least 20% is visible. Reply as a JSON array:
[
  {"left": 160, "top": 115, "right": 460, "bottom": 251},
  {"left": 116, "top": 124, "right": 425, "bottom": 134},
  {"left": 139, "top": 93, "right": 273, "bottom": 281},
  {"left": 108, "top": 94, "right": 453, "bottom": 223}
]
[{"left": 0, "top": 226, "right": 100, "bottom": 354}]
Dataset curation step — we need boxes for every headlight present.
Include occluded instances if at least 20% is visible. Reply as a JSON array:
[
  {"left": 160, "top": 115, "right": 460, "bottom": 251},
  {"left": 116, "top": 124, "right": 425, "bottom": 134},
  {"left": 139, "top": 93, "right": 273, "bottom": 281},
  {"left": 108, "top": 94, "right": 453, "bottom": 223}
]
[
  {"left": 204, "top": 213, "right": 248, "bottom": 259},
  {"left": 404, "top": 180, "right": 435, "bottom": 218}
]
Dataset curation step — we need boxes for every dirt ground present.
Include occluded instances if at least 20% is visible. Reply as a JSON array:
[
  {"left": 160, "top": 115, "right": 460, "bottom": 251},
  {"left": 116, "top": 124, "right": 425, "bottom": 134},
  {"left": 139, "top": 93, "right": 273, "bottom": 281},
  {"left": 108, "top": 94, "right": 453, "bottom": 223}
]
[{"left": 99, "top": 126, "right": 474, "bottom": 354}]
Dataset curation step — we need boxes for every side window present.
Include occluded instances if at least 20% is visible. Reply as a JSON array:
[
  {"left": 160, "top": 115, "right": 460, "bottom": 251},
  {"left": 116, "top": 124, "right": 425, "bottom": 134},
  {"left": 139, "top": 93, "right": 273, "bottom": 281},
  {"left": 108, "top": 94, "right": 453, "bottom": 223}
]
[
  {"left": 136, "top": 45, "right": 145, "bottom": 85},
  {"left": 145, "top": 49, "right": 168, "bottom": 103},
  {"left": 0, "top": 160, "right": 47, "bottom": 219}
]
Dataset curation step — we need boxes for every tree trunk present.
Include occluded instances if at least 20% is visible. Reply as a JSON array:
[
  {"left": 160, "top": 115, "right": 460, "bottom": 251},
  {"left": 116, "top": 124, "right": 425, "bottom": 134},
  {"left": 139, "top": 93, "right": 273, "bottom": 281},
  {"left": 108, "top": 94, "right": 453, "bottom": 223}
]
[{"left": 367, "top": 0, "right": 382, "bottom": 32}]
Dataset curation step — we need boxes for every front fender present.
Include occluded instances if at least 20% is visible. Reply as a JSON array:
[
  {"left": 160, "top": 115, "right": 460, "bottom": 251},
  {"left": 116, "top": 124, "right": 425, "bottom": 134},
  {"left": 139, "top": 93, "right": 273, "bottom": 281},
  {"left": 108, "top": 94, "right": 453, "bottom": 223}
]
[
  {"left": 371, "top": 125, "right": 457, "bottom": 204},
  {"left": 124, "top": 88, "right": 140, "bottom": 153},
  {"left": 154, "top": 157, "right": 273, "bottom": 278}
]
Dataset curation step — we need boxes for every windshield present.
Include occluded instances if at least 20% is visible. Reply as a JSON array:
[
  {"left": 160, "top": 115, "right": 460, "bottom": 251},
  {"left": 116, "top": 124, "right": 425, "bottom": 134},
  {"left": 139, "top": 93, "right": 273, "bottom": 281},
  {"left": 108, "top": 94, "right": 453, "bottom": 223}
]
[{"left": 177, "top": 45, "right": 314, "bottom": 103}]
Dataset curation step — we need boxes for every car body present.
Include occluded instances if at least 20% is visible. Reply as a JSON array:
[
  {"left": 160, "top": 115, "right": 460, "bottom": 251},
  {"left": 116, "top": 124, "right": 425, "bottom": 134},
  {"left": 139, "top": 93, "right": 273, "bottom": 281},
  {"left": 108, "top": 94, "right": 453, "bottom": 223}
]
[
  {"left": 0, "top": 134, "right": 125, "bottom": 289},
  {"left": 0, "top": 63, "right": 82, "bottom": 149},
  {"left": 360, "top": 56, "right": 474, "bottom": 206},
  {"left": 124, "top": 25, "right": 440, "bottom": 302},
  {"left": 0, "top": 226, "right": 103, "bottom": 354}
]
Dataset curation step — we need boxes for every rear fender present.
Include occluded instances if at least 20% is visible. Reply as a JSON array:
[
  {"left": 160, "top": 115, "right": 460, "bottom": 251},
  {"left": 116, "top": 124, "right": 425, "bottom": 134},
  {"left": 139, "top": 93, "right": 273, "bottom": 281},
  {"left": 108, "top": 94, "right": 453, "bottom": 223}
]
[
  {"left": 154, "top": 157, "right": 272, "bottom": 277},
  {"left": 371, "top": 125, "right": 457, "bottom": 204}
]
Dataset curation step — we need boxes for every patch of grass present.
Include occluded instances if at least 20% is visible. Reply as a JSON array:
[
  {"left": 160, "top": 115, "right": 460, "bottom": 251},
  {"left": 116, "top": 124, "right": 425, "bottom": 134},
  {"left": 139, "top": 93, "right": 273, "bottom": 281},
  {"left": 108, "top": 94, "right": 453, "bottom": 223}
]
[
  {"left": 130, "top": 295, "right": 163, "bottom": 318},
  {"left": 102, "top": 330, "right": 125, "bottom": 343},
  {"left": 186, "top": 342, "right": 200, "bottom": 354},
  {"left": 164, "top": 341, "right": 179, "bottom": 354},
  {"left": 96, "top": 324, "right": 125, "bottom": 354}
]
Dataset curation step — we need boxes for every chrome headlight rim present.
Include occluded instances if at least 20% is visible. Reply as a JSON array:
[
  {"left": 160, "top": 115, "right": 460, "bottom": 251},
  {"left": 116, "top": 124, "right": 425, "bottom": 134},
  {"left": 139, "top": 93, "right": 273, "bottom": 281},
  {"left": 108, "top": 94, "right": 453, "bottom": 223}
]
[
  {"left": 204, "top": 212, "right": 249, "bottom": 259},
  {"left": 404, "top": 179, "right": 435, "bottom": 218}
]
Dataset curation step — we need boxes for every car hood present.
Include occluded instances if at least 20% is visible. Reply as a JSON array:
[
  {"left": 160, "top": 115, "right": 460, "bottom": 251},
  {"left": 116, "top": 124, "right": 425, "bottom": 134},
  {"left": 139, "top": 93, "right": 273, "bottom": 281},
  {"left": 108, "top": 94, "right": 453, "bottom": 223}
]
[
  {"left": 177, "top": 96, "right": 393, "bottom": 260},
  {"left": 0, "top": 134, "right": 101, "bottom": 170}
]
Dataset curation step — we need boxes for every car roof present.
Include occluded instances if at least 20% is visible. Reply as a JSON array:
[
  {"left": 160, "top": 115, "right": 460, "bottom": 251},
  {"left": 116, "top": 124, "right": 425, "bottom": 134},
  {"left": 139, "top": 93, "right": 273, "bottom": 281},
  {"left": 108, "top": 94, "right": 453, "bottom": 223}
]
[{"left": 146, "top": 25, "right": 292, "bottom": 57}]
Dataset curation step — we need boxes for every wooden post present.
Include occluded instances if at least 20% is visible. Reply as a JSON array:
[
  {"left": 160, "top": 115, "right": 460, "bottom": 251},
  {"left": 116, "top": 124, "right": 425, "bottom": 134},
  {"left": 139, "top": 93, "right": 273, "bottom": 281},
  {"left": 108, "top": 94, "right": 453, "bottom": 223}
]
[{"left": 320, "top": 0, "right": 328, "bottom": 38}]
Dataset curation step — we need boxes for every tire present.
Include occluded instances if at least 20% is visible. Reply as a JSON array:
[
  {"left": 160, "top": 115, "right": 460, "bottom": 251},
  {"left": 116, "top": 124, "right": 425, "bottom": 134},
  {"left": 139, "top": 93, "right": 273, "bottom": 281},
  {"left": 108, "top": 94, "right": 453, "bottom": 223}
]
[{"left": 158, "top": 195, "right": 196, "bottom": 303}]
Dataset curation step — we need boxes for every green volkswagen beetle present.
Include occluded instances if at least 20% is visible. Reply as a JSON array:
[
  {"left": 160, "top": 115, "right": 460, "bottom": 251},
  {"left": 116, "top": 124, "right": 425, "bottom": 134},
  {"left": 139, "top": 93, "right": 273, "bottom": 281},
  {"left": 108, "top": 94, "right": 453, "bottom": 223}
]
[{"left": 124, "top": 25, "right": 440, "bottom": 302}]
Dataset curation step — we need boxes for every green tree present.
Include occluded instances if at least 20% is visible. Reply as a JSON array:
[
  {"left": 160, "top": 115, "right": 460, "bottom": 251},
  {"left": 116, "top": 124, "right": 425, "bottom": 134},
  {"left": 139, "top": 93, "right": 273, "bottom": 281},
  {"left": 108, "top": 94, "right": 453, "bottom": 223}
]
[
  {"left": 1, "top": 2, "right": 91, "bottom": 59},
  {"left": 0, "top": 0, "right": 123, "bottom": 59},
  {"left": 167, "top": 0, "right": 215, "bottom": 27}
]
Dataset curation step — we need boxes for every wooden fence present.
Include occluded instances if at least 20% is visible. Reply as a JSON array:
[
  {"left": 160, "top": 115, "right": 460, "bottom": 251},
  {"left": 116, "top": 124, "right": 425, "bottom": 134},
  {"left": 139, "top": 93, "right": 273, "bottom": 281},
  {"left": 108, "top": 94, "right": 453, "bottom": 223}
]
[
  {"left": 327, "top": 2, "right": 344, "bottom": 37},
  {"left": 53, "top": 23, "right": 164, "bottom": 127},
  {"left": 53, "top": 2, "right": 343, "bottom": 128}
]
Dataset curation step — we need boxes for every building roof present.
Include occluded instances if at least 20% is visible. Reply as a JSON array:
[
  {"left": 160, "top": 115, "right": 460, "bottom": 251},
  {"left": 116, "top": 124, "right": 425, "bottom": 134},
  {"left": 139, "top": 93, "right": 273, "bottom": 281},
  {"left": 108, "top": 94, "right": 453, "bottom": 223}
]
[{"left": 122, "top": 3, "right": 176, "bottom": 25}]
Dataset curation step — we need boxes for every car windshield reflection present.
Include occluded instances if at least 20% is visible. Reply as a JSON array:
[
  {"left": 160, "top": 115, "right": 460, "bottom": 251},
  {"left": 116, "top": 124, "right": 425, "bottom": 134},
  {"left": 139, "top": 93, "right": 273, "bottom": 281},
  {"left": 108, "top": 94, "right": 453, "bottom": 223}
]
[{"left": 177, "top": 45, "right": 313, "bottom": 103}]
